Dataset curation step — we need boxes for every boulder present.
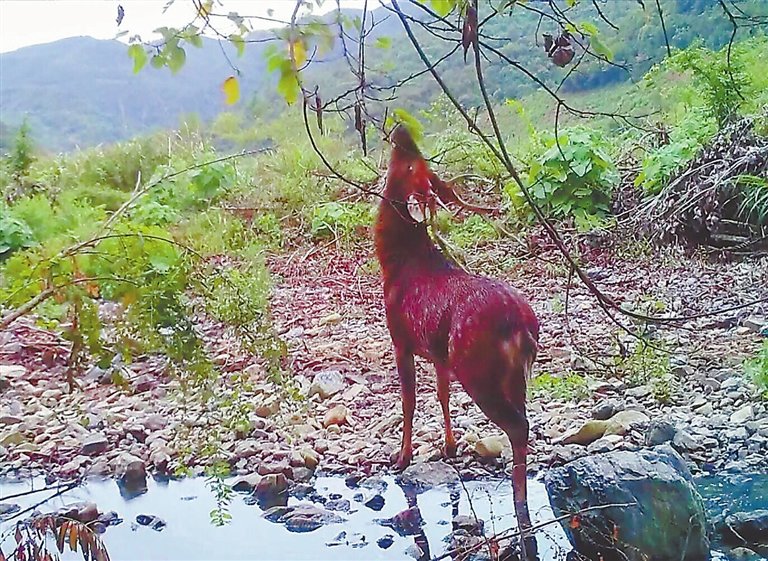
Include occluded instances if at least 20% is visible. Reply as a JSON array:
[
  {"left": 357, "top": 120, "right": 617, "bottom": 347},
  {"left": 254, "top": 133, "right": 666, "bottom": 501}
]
[
  {"left": 323, "top": 405, "right": 348, "bottom": 428},
  {"left": 308, "top": 370, "right": 345, "bottom": 400},
  {"left": 544, "top": 445, "right": 709, "bottom": 561},
  {"left": 718, "top": 510, "right": 768, "bottom": 546},
  {"left": 474, "top": 435, "right": 506, "bottom": 458},
  {"left": 254, "top": 473, "right": 289, "bottom": 509},
  {"left": 262, "top": 503, "right": 345, "bottom": 533},
  {"left": 376, "top": 506, "right": 424, "bottom": 536},
  {"left": 645, "top": 420, "right": 677, "bottom": 446},
  {"left": 396, "top": 460, "right": 459, "bottom": 494},
  {"left": 80, "top": 433, "right": 109, "bottom": 456}
]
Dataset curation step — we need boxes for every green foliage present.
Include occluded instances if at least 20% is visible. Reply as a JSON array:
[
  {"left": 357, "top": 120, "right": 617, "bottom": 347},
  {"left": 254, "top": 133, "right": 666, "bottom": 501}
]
[
  {"left": 512, "top": 128, "right": 618, "bottom": 230},
  {"left": 309, "top": 202, "right": 374, "bottom": 243},
  {"left": 618, "top": 340, "right": 675, "bottom": 404},
  {"left": 744, "top": 340, "right": 768, "bottom": 400},
  {"left": 8, "top": 119, "right": 35, "bottom": 182},
  {"left": 530, "top": 371, "right": 590, "bottom": 402},
  {"left": 0, "top": 209, "right": 34, "bottom": 255},
  {"left": 444, "top": 214, "right": 498, "bottom": 249},
  {"left": 665, "top": 41, "right": 750, "bottom": 127},
  {"left": 736, "top": 174, "right": 768, "bottom": 226}
]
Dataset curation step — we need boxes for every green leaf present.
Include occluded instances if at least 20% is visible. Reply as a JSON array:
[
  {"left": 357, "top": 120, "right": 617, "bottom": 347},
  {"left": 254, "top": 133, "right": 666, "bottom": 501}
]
[
  {"left": 229, "top": 34, "right": 245, "bottom": 57},
  {"left": 590, "top": 35, "right": 613, "bottom": 61},
  {"left": 150, "top": 54, "right": 165, "bottom": 69},
  {"left": 127, "top": 44, "right": 147, "bottom": 73},
  {"left": 430, "top": 0, "right": 456, "bottom": 17},
  {"left": 578, "top": 21, "right": 599, "bottom": 36},
  {"left": 167, "top": 45, "right": 186, "bottom": 73},
  {"left": 277, "top": 72, "right": 299, "bottom": 105},
  {"left": 386, "top": 108, "right": 424, "bottom": 143},
  {"left": 374, "top": 36, "right": 392, "bottom": 49}
]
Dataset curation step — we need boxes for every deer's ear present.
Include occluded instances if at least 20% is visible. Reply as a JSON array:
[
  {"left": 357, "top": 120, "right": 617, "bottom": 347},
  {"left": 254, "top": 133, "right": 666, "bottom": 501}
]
[{"left": 407, "top": 194, "right": 427, "bottom": 223}]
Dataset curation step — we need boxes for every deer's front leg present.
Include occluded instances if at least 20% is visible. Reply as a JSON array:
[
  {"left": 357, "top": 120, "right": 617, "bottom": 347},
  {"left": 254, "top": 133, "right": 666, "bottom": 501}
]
[
  {"left": 395, "top": 348, "right": 416, "bottom": 470},
  {"left": 436, "top": 364, "right": 457, "bottom": 458}
]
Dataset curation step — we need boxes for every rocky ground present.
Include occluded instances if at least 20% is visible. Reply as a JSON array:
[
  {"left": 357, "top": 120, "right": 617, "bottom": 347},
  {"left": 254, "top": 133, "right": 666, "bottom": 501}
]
[{"left": 1, "top": 235, "right": 767, "bottom": 485}]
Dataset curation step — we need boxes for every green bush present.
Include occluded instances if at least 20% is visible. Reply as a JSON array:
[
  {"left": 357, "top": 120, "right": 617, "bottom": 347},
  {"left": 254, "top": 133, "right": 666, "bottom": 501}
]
[
  {"left": 530, "top": 371, "right": 590, "bottom": 401},
  {"left": 0, "top": 211, "right": 34, "bottom": 256},
  {"left": 745, "top": 340, "right": 768, "bottom": 399},
  {"left": 511, "top": 128, "right": 618, "bottom": 230},
  {"left": 309, "top": 202, "right": 374, "bottom": 242}
]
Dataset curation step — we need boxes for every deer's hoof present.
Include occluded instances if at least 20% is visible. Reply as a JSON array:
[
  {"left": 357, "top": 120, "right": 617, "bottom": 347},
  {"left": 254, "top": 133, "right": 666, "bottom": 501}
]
[
  {"left": 443, "top": 441, "right": 457, "bottom": 458},
  {"left": 394, "top": 451, "right": 412, "bottom": 471}
]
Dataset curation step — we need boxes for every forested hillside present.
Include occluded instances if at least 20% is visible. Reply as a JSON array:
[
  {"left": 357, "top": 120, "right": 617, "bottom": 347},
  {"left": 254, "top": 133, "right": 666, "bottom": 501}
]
[{"left": 1, "top": 0, "right": 765, "bottom": 150}]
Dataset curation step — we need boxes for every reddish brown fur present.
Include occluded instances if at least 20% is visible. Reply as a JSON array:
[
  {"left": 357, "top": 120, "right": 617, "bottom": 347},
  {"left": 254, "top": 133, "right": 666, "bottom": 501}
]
[{"left": 375, "top": 126, "right": 539, "bottom": 552}]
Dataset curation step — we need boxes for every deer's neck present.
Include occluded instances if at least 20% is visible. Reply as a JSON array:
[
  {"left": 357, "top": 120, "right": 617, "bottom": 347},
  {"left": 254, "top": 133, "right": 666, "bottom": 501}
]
[{"left": 374, "top": 199, "right": 449, "bottom": 284}]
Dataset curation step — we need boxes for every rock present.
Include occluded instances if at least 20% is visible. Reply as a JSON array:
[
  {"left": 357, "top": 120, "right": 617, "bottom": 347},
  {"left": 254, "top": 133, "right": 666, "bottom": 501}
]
[
  {"left": 548, "top": 444, "right": 589, "bottom": 466},
  {"left": 645, "top": 420, "right": 677, "bottom": 446},
  {"left": 560, "top": 420, "right": 609, "bottom": 446},
  {"left": 254, "top": 473, "right": 289, "bottom": 509},
  {"left": 586, "top": 435, "right": 620, "bottom": 454},
  {"left": 232, "top": 473, "right": 261, "bottom": 493},
  {"left": 0, "top": 430, "right": 24, "bottom": 447},
  {"left": 718, "top": 510, "right": 768, "bottom": 546},
  {"left": 325, "top": 498, "right": 351, "bottom": 512},
  {"left": 0, "top": 503, "right": 20, "bottom": 518},
  {"left": 592, "top": 399, "right": 620, "bottom": 420},
  {"left": 672, "top": 430, "right": 701, "bottom": 451},
  {"left": 143, "top": 414, "right": 168, "bottom": 432},
  {"left": 604, "top": 410, "right": 649, "bottom": 436},
  {"left": 453, "top": 514, "right": 484, "bottom": 536},
  {"left": 743, "top": 316, "right": 767, "bottom": 334},
  {"left": 731, "top": 405, "right": 754, "bottom": 424},
  {"left": 114, "top": 453, "right": 146, "bottom": 486},
  {"left": 0, "top": 415, "right": 22, "bottom": 426},
  {"left": 625, "top": 385, "right": 652, "bottom": 399},
  {"left": 544, "top": 445, "right": 709, "bottom": 561},
  {"left": 136, "top": 514, "right": 166, "bottom": 531},
  {"left": 59, "top": 502, "right": 99, "bottom": 524},
  {"left": 299, "top": 447, "right": 319, "bottom": 470},
  {"left": 377, "top": 506, "right": 424, "bottom": 536},
  {"left": 396, "top": 460, "right": 459, "bottom": 494},
  {"left": 323, "top": 405, "right": 348, "bottom": 428},
  {"left": 474, "top": 435, "right": 506, "bottom": 458},
  {"left": 364, "top": 494, "right": 385, "bottom": 511},
  {"left": 80, "top": 433, "right": 109, "bottom": 456},
  {"left": 729, "top": 547, "right": 761, "bottom": 560},
  {"left": 377, "top": 535, "right": 395, "bottom": 549},
  {"left": 263, "top": 503, "right": 345, "bottom": 533},
  {"left": 308, "top": 370, "right": 345, "bottom": 400}
]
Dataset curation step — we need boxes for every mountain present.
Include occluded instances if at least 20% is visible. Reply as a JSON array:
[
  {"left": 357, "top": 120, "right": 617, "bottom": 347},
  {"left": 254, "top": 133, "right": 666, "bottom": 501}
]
[
  {"left": 1, "top": 0, "right": 765, "bottom": 151},
  {"left": 0, "top": 35, "right": 271, "bottom": 150}
]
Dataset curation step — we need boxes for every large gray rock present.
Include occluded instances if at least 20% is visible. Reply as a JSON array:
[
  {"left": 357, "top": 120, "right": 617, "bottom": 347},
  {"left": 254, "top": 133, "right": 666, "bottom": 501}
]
[
  {"left": 544, "top": 445, "right": 709, "bottom": 561},
  {"left": 263, "top": 504, "right": 345, "bottom": 533},
  {"left": 718, "top": 510, "right": 768, "bottom": 546},
  {"left": 396, "top": 460, "right": 459, "bottom": 494}
]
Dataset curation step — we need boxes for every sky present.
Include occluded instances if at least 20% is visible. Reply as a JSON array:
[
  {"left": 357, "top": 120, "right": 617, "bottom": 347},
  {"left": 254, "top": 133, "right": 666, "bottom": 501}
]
[{"left": 0, "top": 1, "right": 370, "bottom": 54}]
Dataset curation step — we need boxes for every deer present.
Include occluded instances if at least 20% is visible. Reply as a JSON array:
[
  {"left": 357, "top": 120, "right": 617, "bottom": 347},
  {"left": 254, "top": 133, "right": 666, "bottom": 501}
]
[{"left": 375, "top": 125, "right": 540, "bottom": 556}]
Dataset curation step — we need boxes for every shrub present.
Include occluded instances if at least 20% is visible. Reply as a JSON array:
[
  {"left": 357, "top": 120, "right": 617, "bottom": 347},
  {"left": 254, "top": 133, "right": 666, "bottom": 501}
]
[
  {"left": 511, "top": 127, "right": 618, "bottom": 231},
  {"left": 0, "top": 211, "right": 34, "bottom": 256},
  {"left": 309, "top": 202, "right": 374, "bottom": 242},
  {"left": 530, "top": 371, "right": 590, "bottom": 401},
  {"left": 745, "top": 340, "right": 768, "bottom": 399}
]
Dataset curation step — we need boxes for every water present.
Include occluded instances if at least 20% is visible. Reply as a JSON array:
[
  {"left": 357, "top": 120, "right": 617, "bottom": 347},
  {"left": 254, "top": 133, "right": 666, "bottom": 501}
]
[
  {"left": 2, "top": 473, "right": 766, "bottom": 561},
  {"left": 1, "top": 475, "right": 569, "bottom": 560}
]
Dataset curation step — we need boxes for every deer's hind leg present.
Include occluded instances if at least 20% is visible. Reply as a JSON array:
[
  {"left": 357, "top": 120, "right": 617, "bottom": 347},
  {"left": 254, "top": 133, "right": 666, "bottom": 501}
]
[{"left": 435, "top": 363, "right": 457, "bottom": 458}]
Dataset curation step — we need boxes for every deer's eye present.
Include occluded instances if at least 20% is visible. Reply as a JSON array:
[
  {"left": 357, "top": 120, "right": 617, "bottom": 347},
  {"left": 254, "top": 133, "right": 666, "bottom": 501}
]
[{"left": 408, "top": 165, "right": 413, "bottom": 172}]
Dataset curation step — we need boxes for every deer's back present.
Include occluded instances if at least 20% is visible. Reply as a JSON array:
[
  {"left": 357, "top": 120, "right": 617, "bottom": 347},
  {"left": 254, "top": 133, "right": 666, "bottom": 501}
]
[{"left": 384, "top": 265, "right": 538, "bottom": 365}]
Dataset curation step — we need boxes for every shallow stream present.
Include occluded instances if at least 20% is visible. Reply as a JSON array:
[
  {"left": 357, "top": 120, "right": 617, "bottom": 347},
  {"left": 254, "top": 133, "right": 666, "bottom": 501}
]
[{"left": 2, "top": 472, "right": 766, "bottom": 560}]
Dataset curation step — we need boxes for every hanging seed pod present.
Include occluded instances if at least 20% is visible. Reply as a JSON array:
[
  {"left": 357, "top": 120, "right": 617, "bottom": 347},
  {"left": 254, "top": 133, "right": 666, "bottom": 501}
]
[
  {"left": 314, "top": 86, "right": 323, "bottom": 135},
  {"left": 462, "top": 3, "right": 478, "bottom": 63},
  {"left": 552, "top": 45, "right": 575, "bottom": 67}
]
